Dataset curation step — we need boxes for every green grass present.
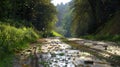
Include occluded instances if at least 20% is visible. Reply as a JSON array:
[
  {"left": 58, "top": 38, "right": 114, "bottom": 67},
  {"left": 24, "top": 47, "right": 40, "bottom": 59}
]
[
  {"left": 0, "top": 24, "right": 39, "bottom": 67},
  {"left": 40, "top": 30, "right": 63, "bottom": 37},
  {"left": 81, "top": 35, "right": 120, "bottom": 42},
  {"left": 39, "top": 61, "right": 49, "bottom": 67},
  {"left": 51, "top": 30, "right": 63, "bottom": 37}
]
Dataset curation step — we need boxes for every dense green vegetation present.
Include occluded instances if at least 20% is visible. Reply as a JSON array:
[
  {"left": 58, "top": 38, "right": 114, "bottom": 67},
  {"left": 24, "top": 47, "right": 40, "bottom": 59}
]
[
  {"left": 0, "top": 24, "right": 39, "bottom": 66},
  {"left": 71, "top": 0, "right": 120, "bottom": 37},
  {"left": 0, "top": 0, "right": 57, "bottom": 66},
  {"left": 51, "top": 30, "right": 63, "bottom": 37},
  {"left": 55, "top": 3, "right": 72, "bottom": 37},
  {"left": 55, "top": 0, "right": 120, "bottom": 41},
  {"left": 0, "top": 0, "right": 120, "bottom": 66},
  {"left": 0, "top": 0, "right": 57, "bottom": 33}
]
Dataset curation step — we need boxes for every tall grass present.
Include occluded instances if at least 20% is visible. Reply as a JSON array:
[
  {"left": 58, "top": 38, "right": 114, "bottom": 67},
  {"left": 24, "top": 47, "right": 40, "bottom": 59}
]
[{"left": 0, "top": 24, "right": 39, "bottom": 66}]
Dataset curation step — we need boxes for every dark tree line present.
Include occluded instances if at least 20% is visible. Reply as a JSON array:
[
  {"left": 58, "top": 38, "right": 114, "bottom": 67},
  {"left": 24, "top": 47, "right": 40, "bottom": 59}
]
[{"left": 0, "top": 0, "right": 57, "bottom": 32}]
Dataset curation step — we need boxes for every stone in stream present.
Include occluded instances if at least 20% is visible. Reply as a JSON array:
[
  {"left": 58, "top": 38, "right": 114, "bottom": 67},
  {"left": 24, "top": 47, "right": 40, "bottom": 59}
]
[
  {"left": 55, "top": 60, "right": 58, "bottom": 63},
  {"left": 93, "top": 42, "right": 98, "bottom": 46},
  {"left": 97, "top": 42, "right": 107, "bottom": 45},
  {"left": 39, "top": 38, "right": 114, "bottom": 67},
  {"left": 62, "top": 59, "right": 65, "bottom": 61},
  {"left": 73, "top": 59, "right": 84, "bottom": 66},
  {"left": 41, "top": 53, "right": 51, "bottom": 61},
  {"left": 103, "top": 45, "right": 108, "bottom": 50},
  {"left": 26, "top": 49, "right": 32, "bottom": 52},
  {"left": 21, "top": 53, "right": 24, "bottom": 56},
  {"left": 84, "top": 43, "right": 93, "bottom": 46},
  {"left": 92, "top": 45, "right": 105, "bottom": 50},
  {"left": 68, "top": 57, "right": 71, "bottom": 60},
  {"left": 84, "top": 60, "right": 94, "bottom": 64},
  {"left": 78, "top": 64, "right": 84, "bottom": 67},
  {"left": 76, "top": 41, "right": 85, "bottom": 45},
  {"left": 67, "top": 62, "right": 75, "bottom": 67},
  {"left": 33, "top": 46, "right": 37, "bottom": 49}
]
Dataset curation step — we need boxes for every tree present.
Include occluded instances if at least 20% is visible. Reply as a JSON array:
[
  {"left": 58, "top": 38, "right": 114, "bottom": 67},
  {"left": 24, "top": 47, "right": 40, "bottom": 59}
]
[
  {"left": 0, "top": 0, "right": 57, "bottom": 33},
  {"left": 71, "top": 0, "right": 94, "bottom": 36},
  {"left": 55, "top": 3, "right": 72, "bottom": 37},
  {"left": 71, "top": 0, "right": 120, "bottom": 37}
]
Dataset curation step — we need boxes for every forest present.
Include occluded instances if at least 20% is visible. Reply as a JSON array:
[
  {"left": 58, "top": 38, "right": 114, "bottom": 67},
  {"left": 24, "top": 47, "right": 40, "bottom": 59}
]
[
  {"left": 56, "top": 0, "right": 120, "bottom": 39},
  {"left": 0, "top": 0, "right": 120, "bottom": 67}
]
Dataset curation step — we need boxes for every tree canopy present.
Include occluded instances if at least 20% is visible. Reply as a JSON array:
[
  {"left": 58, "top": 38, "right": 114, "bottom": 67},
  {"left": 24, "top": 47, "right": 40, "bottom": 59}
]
[
  {"left": 71, "top": 0, "right": 120, "bottom": 37},
  {"left": 0, "top": 0, "right": 57, "bottom": 32}
]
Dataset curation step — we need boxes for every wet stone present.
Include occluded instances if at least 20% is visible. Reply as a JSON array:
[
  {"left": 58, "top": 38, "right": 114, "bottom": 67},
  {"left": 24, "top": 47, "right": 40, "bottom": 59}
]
[
  {"left": 84, "top": 60, "right": 94, "bottom": 64},
  {"left": 14, "top": 38, "right": 113, "bottom": 67}
]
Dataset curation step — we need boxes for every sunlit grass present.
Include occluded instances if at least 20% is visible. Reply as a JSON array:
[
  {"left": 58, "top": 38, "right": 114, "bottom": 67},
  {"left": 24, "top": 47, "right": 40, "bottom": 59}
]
[
  {"left": 51, "top": 30, "right": 63, "bottom": 37},
  {"left": 0, "top": 24, "right": 39, "bottom": 67}
]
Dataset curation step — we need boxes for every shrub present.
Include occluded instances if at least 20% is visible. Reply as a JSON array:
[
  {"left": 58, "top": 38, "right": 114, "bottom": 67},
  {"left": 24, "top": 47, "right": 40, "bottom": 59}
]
[{"left": 0, "top": 24, "right": 39, "bottom": 59}]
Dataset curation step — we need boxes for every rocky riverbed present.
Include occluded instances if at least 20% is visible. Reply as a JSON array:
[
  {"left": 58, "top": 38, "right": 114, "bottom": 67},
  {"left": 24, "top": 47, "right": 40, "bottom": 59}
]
[
  {"left": 39, "top": 38, "right": 112, "bottom": 67},
  {"left": 13, "top": 37, "right": 120, "bottom": 67},
  {"left": 68, "top": 38, "right": 120, "bottom": 56}
]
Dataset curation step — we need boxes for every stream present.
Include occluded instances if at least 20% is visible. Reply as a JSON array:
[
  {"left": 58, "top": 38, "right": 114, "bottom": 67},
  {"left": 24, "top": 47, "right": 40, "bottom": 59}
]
[{"left": 13, "top": 37, "right": 119, "bottom": 67}]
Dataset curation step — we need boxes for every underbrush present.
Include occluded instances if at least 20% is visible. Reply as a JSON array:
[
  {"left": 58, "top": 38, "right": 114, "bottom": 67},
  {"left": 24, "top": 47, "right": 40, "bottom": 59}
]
[
  {"left": 81, "top": 34, "right": 120, "bottom": 42},
  {"left": 0, "top": 24, "right": 39, "bottom": 66}
]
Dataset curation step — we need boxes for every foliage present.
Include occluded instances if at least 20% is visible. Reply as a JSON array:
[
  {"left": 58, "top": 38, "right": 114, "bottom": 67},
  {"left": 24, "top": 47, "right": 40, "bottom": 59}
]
[
  {"left": 51, "top": 30, "right": 63, "bottom": 37},
  {"left": 55, "top": 27, "right": 66, "bottom": 35},
  {"left": 39, "top": 61, "right": 49, "bottom": 67},
  {"left": 0, "top": 0, "right": 57, "bottom": 66},
  {"left": 0, "top": 55, "right": 13, "bottom": 67},
  {"left": 55, "top": 3, "right": 72, "bottom": 37},
  {"left": 0, "top": 19, "right": 32, "bottom": 28},
  {"left": 81, "top": 35, "right": 120, "bottom": 42},
  {"left": 41, "top": 30, "right": 62, "bottom": 37},
  {"left": 31, "top": 1, "right": 57, "bottom": 31},
  {"left": 99, "top": 11, "right": 120, "bottom": 34},
  {"left": 71, "top": 0, "right": 120, "bottom": 37},
  {"left": 71, "top": 0, "right": 94, "bottom": 36},
  {"left": 0, "top": 0, "right": 57, "bottom": 32},
  {"left": 0, "top": 24, "right": 39, "bottom": 60}
]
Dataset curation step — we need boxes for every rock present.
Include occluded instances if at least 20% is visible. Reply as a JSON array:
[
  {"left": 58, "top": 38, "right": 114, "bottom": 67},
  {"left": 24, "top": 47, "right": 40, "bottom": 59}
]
[
  {"left": 26, "top": 49, "right": 32, "bottom": 52},
  {"left": 84, "top": 43, "right": 93, "bottom": 46},
  {"left": 103, "top": 45, "right": 108, "bottom": 50},
  {"left": 78, "top": 64, "right": 84, "bottom": 67},
  {"left": 97, "top": 42, "right": 106, "bottom": 45},
  {"left": 67, "top": 62, "right": 75, "bottom": 67},
  {"left": 84, "top": 60, "right": 94, "bottom": 64}
]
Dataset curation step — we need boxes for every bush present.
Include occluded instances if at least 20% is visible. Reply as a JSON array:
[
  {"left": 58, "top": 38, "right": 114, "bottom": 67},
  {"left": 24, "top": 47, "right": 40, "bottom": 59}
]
[{"left": 0, "top": 24, "right": 39, "bottom": 59}]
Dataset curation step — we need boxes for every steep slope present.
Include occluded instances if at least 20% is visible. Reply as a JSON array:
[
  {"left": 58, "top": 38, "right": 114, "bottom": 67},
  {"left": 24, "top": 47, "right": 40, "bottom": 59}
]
[{"left": 100, "top": 11, "right": 120, "bottom": 35}]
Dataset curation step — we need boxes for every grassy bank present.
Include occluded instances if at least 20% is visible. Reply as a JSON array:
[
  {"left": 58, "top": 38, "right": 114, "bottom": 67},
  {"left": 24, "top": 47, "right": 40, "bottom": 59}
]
[
  {"left": 51, "top": 30, "right": 63, "bottom": 37},
  {"left": 81, "top": 35, "right": 120, "bottom": 43},
  {"left": 41, "top": 30, "right": 63, "bottom": 37},
  {"left": 0, "top": 24, "right": 39, "bottom": 67}
]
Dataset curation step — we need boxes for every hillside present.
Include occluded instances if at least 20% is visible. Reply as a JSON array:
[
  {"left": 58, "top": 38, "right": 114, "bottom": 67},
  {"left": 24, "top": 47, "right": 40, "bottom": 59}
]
[{"left": 100, "top": 11, "right": 120, "bottom": 35}]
